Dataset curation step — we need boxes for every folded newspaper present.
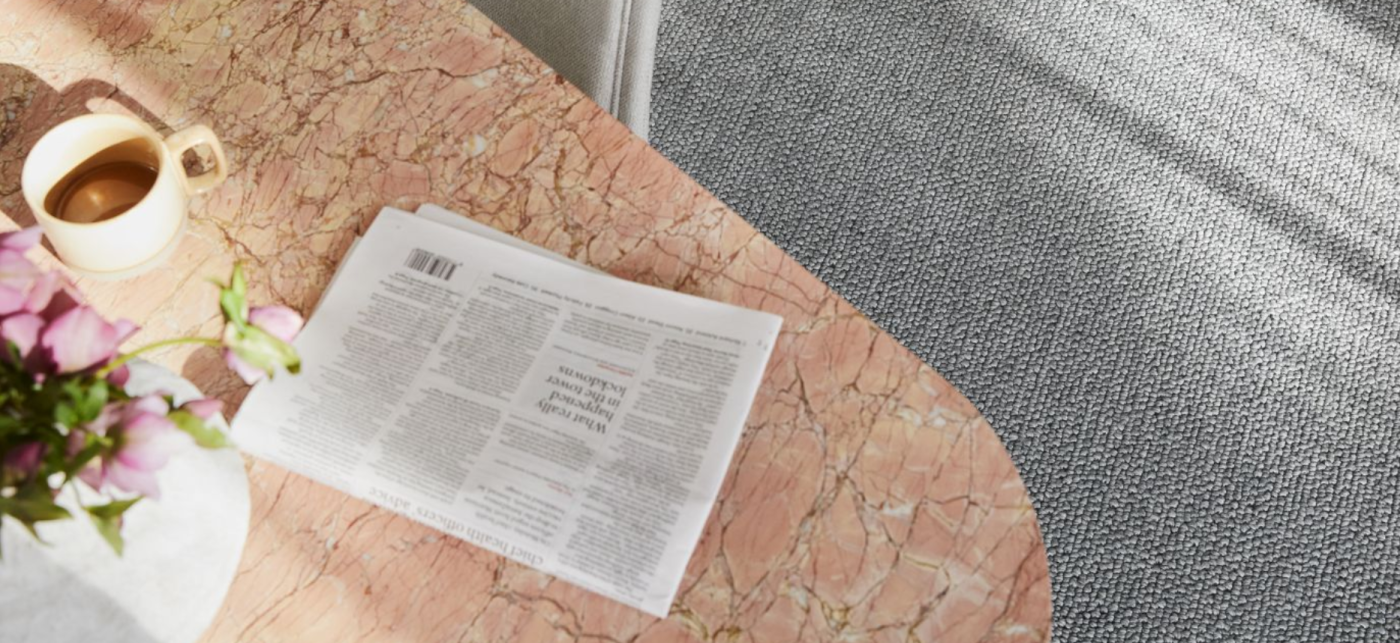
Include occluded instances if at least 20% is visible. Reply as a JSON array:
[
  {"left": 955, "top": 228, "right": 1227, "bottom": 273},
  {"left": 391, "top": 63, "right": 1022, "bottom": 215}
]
[{"left": 232, "top": 205, "right": 782, "bottom": 617}]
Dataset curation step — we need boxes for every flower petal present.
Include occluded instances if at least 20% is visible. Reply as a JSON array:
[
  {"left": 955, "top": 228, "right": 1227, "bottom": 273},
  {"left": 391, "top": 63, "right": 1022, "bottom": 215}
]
[
  {"left": 115, "top": 412, "right": 189, "bottom": 471},
  {"left": 38, "top": 284, "right": 83, "bottom": 322},
  {"left": 77, "top": 460, "right": 106, "bottom": 490},
  {"left": 127, "top": 394, "right": 170, "bottom": 417},
  {"left": 103, "top": 461, "right": 161, "bottom": 499},
  {"left": 106, "top": 364, "right": 131, "bottom": 387},
  {"left": 1, "top": 313, "right": 45, "bottom": 359},
  {"left": 3, "top": 442, "right": 45, "bottom": 478},
  {"left": 248, "top": 306, "right": 304, "bottom": 343},
  {"left": 0, "top": 227, "right": 42, "bottom": 251},
  {"left": 181, "top": 398, "right": 223, "bottom": 420},
  {"left": 67, "top": 427, "right": 87, "bottom": 455},
  {"left": 40, "top": 306, "right": 121, "bottom": 373},
  {"left": 0, "top": 284, "right": 27, "bottom": 315},
  {"left": 0, "top": 248, "right": 39, "bottom": 288},
  {"left": 223, "top": 348, "right": 265, "bottom": 384},
  {"left": 84, "top": 404, "right": 123, "bottom": 437},
  {"left": 23, "top": 271, "right": 59, "bottom": 314},
  {"left": 112, "top": 319, "right": 139, "bottom": 345}
]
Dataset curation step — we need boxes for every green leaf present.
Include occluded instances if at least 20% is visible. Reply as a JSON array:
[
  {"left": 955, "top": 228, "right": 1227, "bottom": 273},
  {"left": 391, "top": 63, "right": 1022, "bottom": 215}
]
[
  {"left": 0, "top": 414, "right": 21, "bottom": 440},
  {"left": 220, "top": 288, "right": 247, "bottom": 333},
  {"left": 55, "top": 377, "right": 109, "bottom": 424},
  {"left": 169, "top": 410, "right": 232, "bottom": 449},
  {"left": 230, "top": 325, "right": 301, "bottom": 380},
  {"left": 79, "top": 379, "right": 109, "bottom": 419},
  {"left": 64, "top": 440, "right": 105, "bottom": 480},
  {"left": 54, "top": 401, "right": 79, "bottom": 428},
  {"left": 231, "top": 263, "right": 247, "bottom": 299},
  {"left": 90, "top": 514, "right": 123, "bottom": 555},
  {"left": 86, "top": 497, "right": 141, "bottom": 520},
  {"left": 86, "top": 498, "right": 140, "bottom": 556},
  {"left": 0, "top": 507, "right": 44, "bottom": 543},
  {"left": 0, "top": 484, "right": 73, "bottom": 528},
  {"left": 220, "top": 264, "right": 250, "bottom": 333}
]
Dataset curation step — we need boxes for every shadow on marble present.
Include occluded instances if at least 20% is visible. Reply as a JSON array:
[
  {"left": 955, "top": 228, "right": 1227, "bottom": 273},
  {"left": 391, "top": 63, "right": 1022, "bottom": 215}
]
[
  {"left": 179, "top": 344, "right": 247, "bottom": 413},
  {"left": 0, "top": 63, "right": 171, "bottom": 229},
  {"left": 41, "top": 0, "right": 173, "bottom": 52}
]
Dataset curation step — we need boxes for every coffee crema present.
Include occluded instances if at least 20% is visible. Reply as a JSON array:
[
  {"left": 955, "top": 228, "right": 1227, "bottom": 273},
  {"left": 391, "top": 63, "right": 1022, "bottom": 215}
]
[{"left": 44, "top": 138, "right": 160, "bottom": 224}]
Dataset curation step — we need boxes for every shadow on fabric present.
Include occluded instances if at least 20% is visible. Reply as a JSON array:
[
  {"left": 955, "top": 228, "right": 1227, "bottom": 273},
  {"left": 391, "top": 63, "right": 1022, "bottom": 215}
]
[{"left": 1311, "top": 0, "right": 1400, "bottom": 48}]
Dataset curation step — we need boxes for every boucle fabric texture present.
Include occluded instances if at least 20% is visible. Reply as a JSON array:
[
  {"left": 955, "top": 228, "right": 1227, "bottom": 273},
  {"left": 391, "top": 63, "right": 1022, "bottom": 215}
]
[{"left": 650, "top": 1, "right": 1400, "bottom": 639}]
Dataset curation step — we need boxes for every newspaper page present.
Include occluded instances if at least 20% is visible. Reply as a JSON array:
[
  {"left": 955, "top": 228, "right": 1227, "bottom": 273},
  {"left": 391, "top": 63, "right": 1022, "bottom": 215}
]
[{"left": 232, "top": 207, "right": 782, "bottom": 617}]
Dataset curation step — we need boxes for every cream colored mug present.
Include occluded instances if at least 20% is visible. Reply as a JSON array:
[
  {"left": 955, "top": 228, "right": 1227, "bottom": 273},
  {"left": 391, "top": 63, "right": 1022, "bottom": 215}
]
[{"left": 21, "top": 114, "right": 228, "bottom": 278}]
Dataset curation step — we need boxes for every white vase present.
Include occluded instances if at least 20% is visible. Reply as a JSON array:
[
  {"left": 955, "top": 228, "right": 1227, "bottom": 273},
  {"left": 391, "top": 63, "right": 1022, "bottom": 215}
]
[{"left": 0, "top": 360, "right": 250, "bottom": 643}]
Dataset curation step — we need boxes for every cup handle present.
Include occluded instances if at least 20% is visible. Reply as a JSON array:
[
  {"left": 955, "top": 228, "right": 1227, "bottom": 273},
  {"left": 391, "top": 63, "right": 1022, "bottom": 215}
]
[{"left": 164, "top": 125, "right": 229, "bottom": 195}]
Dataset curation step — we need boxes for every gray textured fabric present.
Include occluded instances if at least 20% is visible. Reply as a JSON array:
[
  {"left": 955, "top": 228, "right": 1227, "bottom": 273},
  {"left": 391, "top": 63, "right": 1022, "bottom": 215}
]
[
  {"left": 650, "top": 1, "right": 1399, "bottom": 640},
  {"left": 471, "top": 0, "right": 660, "bottom": 137}
]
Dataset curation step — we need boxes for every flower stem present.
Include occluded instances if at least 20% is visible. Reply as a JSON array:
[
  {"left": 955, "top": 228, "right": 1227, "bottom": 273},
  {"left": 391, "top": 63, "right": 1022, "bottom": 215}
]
[{"left": 97, "top": 337, "right": 221, "bottom": 377}]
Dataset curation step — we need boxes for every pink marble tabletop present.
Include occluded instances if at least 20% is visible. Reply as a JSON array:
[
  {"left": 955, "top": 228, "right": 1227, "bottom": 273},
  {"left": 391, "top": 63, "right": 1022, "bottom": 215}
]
[{"left": 0, "top": 1, "right": 1052, "bottom": 641}]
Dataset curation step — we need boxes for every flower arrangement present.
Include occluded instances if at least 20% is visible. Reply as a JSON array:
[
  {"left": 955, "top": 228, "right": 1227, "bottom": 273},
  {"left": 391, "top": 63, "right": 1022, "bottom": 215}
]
[{"left": 0, "top": 228, "right": 303, "bottom": 555}]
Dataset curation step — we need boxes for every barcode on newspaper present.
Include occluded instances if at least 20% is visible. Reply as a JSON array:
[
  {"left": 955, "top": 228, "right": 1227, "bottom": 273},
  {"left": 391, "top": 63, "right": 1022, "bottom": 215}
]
[{"left": 404, "top": 248, "right": 458, "bottom": 280}]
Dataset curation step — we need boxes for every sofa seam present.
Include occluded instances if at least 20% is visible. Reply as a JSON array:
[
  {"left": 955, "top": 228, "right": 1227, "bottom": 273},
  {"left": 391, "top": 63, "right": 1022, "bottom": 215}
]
[{"left": 610, "top": 0, "right": 633, "bottom": 116}]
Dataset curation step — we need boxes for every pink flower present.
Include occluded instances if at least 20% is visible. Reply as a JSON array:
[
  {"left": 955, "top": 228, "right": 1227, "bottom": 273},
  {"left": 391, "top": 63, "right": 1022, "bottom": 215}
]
[
  {"left": 2, "top": 441, "right": 45, "bottom": 480},
  {"left": 0, "top": 229, "right": 58, "bottom": 314},
  {"left": 105, "top": 364, "right": 131, "bottom": 387},
  {"left": 1, "top": 312, "right": 44, "bottom": 361},
  {"left": 223, "top": 305, "right": 303, "bottom": 384},
  {"left": 38, "top": 306, "right": 138, "bottom": 374},
  {"left": 0, "top": 227, "right": 42, "bottom": 251},
  {"left": 181, "top": 398, "right": 223, "bottom": 420},
  {"left": 78, "top": 396, "right": 192, "bottom": 499},
  {"left": 0, "top": 248, "right": 59, "bottom": 317},
  {"left": 222, "top": 349, "right": 263, "bottom": 385},
  {"left": 0, "top": 227, "right": 81, "bottom": 328},
  {"left": 37, "top": 281, "right": 84, "bottom": 323},
  {"left": 249, "top": 306, "right": 303, "bottom": 342},
  {"left": 73, "top": 402, "right": 125, "bottom": 488},
  {"left": 103, "top": 414, "right": 186, "bottom": 499}
]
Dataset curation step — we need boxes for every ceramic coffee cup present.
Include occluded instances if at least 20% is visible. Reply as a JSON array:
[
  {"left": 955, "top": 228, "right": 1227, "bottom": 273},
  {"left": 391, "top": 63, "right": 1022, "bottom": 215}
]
[{"left": 21, "top": 114, "right": 227, "bottom": 279}]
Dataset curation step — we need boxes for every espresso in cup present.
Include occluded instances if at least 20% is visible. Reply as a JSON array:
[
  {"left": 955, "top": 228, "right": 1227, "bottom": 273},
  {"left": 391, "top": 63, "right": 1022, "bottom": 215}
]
[
  {"left": 21, "top": 114, "right": 228, "bottom": 279},
  {"left": 45, "top": 138, "right": 160, "bottom": 224}
]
